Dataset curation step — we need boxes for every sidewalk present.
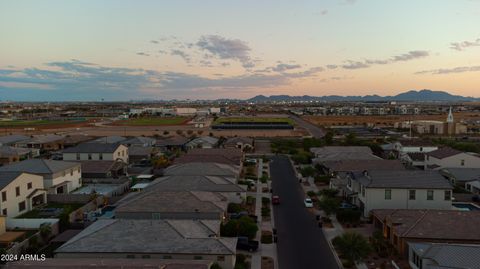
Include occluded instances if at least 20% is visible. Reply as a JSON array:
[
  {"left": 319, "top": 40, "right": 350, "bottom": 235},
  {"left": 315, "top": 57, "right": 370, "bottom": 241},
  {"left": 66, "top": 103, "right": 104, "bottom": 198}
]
[{"left": 251, "top": 159, "right": 278, "bottom": 269}]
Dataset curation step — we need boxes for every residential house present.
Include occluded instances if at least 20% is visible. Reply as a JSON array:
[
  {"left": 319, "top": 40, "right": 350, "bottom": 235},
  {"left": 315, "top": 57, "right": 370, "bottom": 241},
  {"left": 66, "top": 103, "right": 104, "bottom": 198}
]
[
  {"left": 185, "top": 136, "right": 219, "bottom": 149},
  {"left": 122, "top": 136, "right": 156, "bottom": 147},
  {"left": 80, "top": 161, "right": 126, "bottom": 179},
  {"left": 439, "top": 168, "right": 480, "bottom": 187},
  {"left": 0, "top": 135, "right": 30, "bottom": 146},
  {"left": 408, "top": 242, "right": 480, "bottom": 269},
  {"left": 15, "top": 134, "right": 65, "bottom": 151},
  {"left": 174, "top": 148, "right": 244, "bottom": 167},
  {"left": 147, "top": 175, "right": 245, "bottom": 203},
  {"left": 54, "top": 219, "right": 237, "bottom": 269},
  {"left": 164, "top": 162, "right": 240, "bottom": 178},
  {"left": 156, "top": 136, "right": 190, "bottom": 151},
  {"left": 372, "top": 209, "right": 480, "bottom": 256},
  {"left": 344, "top": 170, "right": 453, "bottom": 217},
  {"left": 0, "top": 159, "right": 82, "bottom": 194},
  {"left": 223, "top": 137, "right": 254, "bottom": 151},
  {"left": 0, "top": 146, "right": 32, "bottom": 166},
  {"left": 0, "top": 172, "right": 46, "bottom": 218},
  {"left": 425, "top": 147, "right": 480, "bottom": 170},
  {"left": 115, "top": 191, "right": 227, "bottom": 220},
  {"left": 63, "top": 135, "right": 95, "bottom": 148},
  {"left": 88, "top": 136, "right": 127, "bottom": 144},
  {"left": 311, "top": 146, "right": 379, "bottom": 164},
  {"left": 128, "top": 146, "right": 154, "bottom": 164},
  {"left": 62, "top": 143, "right": 129, "bottom": 164}
]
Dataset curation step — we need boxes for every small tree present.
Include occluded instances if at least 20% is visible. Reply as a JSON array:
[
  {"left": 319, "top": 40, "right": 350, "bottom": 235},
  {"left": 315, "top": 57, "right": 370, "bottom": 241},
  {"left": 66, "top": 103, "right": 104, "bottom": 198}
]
[
  {"left": 324, "top": 131, "right": 334, "bottom": 145},
  {"left": 318, "top": 196, "right": 340, "bottom": 216},
  {"left": 39, "top": 223, "right": 52, "bottom": 242},
  {"left": 332, "top": 232, "right": 372, "bottom": 265}
]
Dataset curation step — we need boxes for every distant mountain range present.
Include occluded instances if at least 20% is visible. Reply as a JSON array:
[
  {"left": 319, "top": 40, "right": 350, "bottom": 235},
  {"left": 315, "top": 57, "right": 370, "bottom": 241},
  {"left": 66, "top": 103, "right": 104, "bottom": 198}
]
[{"left": 247, "top": 90, "right": 479, "bottom": 103}]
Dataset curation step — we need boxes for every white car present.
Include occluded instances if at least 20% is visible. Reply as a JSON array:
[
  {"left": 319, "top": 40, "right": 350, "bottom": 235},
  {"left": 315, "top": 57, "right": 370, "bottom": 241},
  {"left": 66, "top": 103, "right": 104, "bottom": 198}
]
[{"left": 304, "top": 198, "right": 313, "bottom": 208}]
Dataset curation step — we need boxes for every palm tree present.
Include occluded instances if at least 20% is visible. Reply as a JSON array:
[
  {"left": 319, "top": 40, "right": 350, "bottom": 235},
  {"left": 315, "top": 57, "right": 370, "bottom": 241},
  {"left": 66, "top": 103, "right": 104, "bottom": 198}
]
[{"left": 332, "top": 232, "right": 372, "bottom": 264}]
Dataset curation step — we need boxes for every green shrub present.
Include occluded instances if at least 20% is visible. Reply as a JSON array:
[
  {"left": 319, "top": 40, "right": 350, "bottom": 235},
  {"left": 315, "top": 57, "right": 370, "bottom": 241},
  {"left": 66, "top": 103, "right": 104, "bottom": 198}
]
[
  {"left": 246, "top": 196, "right": 255, "bottom": 205},
  {"left": 261, "top": 207, "right": 271, "bottom": 217},
  {"left": 307, "top": 190, "right": 317, "bottom": 197},
  {"left": 336, "top": 209, "right": 361, "bottom": 224},
  {"left": 262, "top": 197, "right": 270, "bottom": 205},
  {"left": 221, "top": 217, "right": 258, "bottom": 239},
  {"left": 261, "top": 233, "right": 273, "bottom": 244}
]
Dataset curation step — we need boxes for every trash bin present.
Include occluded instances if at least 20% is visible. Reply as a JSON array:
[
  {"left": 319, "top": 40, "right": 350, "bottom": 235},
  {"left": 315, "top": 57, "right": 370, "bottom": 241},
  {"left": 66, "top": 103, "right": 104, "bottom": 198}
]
[
  {"left": 316, "top": 215, "right": 321, "bottom": 221},
  {"left": 272, "top": 228, "right": 277, "bottom": 235},
  {"left": 274, "top": 235, "right": 278, "bottom": 243},
  {"left": 318, "top": 221, "right": 323, "bottom": 228}
]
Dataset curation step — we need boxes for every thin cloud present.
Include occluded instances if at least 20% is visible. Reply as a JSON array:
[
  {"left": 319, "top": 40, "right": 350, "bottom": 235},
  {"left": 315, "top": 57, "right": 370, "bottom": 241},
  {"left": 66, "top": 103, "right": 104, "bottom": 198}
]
[
  {"left": 136, "top": 52, "right": 150, "bottom": 57},
  {"left": 415, "top": 65, "right": 480, "bottom": 75},
  {"left": 450, "top": 38, "right": 480, "bottom": 51},
  {"left": 271, "top": 63, "right": 302, "bottom": 72},
  {"left": 341, "top": 50, "right": 429, "bottom": 70},
  {"left": 170, "top": 49, "right": 191, "bottom": 63},
  {"left": 342, "top": 61, "right": 369, "bottom": 69},
  {"left": 150, "top": 40, "right": 159, "bottom": 44},
  {"left": 391, "top": 50, "right": 429, "bottom": 62},
  {"left": 196, "top": 35, "right": 255, "bottom": 68}
]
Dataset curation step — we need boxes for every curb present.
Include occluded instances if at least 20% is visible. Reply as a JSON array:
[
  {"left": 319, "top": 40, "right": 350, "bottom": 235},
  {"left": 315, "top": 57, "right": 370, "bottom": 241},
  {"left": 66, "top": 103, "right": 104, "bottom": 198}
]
[{"left": 322, "top": 229, "right": 345, "bottom": 269}]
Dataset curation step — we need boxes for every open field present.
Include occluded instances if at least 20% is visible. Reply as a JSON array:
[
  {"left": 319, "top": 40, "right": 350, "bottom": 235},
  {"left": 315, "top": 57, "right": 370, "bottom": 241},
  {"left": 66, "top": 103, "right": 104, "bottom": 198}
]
[
  {"left": 0, "top": 119, "right": 89, "bottom": 128},
  {"left": 303, "top": 113, "right": 480, "bottom": 127},
  {"left": 110, "top": 117, "right": 189, "bottom": 126},
  {"left": 214, "top": 117, "right": 294, "bottom": 125}
]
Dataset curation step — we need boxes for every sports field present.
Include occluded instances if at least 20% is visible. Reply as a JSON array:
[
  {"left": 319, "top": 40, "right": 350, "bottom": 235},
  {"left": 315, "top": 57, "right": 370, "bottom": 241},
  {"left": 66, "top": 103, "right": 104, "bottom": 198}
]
[
  {"left": 0, "top": 119, "right": 86, "bottom": 127},
  {"left": 214, "top": 117, "right": 294, "bottom": 125},
  {"left": 113, "top": 117, "right": 189, "bottom": 126}
]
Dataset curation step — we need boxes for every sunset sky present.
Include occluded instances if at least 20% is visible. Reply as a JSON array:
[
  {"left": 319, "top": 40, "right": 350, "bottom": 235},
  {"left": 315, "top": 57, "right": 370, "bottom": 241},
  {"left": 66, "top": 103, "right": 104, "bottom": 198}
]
[{"left": 1, "top": 0, "right": 480, "bottom": 101}]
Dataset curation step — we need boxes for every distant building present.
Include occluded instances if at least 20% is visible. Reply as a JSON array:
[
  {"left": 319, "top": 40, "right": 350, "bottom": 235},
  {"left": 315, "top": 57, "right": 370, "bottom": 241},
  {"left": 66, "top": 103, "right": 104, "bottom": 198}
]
[{"left": 425, "top": 147, "right": 480, "bottom": 170}]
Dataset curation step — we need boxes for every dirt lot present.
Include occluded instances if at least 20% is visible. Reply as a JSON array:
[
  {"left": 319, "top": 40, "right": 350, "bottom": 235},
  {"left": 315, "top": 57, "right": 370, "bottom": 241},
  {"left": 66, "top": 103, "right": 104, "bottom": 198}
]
[{"left": 303, "top": 112, "right": 480, "bottom": 127}]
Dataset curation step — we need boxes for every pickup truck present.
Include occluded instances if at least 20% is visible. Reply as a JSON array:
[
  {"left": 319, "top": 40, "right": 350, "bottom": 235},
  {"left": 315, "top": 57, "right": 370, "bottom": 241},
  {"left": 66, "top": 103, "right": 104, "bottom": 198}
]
[
  {"left": 228, "top": 211, "right": 258, "bottom": 222},
  {"left": 236, "top": 236, "right": 259, "bottom": 252}
]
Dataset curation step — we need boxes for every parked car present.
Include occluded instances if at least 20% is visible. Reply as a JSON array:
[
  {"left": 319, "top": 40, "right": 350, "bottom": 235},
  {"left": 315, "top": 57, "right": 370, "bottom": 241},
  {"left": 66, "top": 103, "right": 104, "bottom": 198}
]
[
  {"left": 236, "top": 236, "right": 259, "bottom": 252},
  {"left": 272, "top": 195, "right": 280, "bottom": 205},
  {"left": 229, "top": 211, "right": 258, "bottom": 222},
  {"left": 304, "top": 198, "right": 313, "bottom": 208}
]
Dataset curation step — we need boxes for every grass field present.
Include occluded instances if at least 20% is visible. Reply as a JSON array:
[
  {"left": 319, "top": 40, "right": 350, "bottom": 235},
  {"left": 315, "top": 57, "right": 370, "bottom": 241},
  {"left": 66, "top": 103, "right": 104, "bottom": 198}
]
[
  {"left": 115, "top": 117, "right": 189, "bottom": 126},
  {"left": 214, "top": 117, "right": 294, "bottom": 125},
  {"left": 0, "top": 119, "right": 86, "bottom": 127}
]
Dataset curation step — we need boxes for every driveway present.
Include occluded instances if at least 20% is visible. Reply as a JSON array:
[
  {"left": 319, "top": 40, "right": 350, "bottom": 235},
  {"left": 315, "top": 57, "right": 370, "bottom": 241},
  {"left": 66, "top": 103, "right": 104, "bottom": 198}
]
[
  {"left": 271, "top": 155, "right": 339, "bottom": 269},
  {"left": 290, "top": 115, "right": 325, "bottom": 138}
]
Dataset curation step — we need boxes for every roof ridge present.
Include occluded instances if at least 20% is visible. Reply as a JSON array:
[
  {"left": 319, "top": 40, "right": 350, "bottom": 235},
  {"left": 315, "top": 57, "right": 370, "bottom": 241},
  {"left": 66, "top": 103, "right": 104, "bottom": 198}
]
[
  {"left": 59, "top": 219, "right": 118, "bottom": 249},
  {"left": 402, "top": 210, "right": 429, "bottom": 237}
]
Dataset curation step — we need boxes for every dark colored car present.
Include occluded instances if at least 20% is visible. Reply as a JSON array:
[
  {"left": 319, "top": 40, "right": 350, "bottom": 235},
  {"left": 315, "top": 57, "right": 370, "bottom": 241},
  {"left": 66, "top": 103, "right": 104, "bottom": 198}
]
[
  {"left": 272, "top": 195, "right": 280, "bottom": 205},
  {"left": 236, "top": 236, "right": 259, "bottom": 252}
]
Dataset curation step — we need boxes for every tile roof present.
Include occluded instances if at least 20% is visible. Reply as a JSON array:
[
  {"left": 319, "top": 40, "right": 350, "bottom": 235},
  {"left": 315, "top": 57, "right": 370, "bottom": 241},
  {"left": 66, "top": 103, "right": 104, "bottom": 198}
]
[
  {"left": 174, "top": 148, "right": 243, "bottom": 166},
  {"left": 440, "top": 168, "right": 480, "bottom": 182},
  {"left": 311, "top": 146, "right": 379, "bottom": 162},
  {"left": 0, "top": 172, "right": 23, "bottom": 190},
  {"left": 4, "top": 259, "right": 212, "bottom": 269},
  {"left": 115, "top": 191, "right": 227, "bottom": 214},
  {"left": 373, "top": 209, "right": 480, "bottom": 241},
  {"left": 0, "top": 134, "right": 30, "bottom": 145},
  {"left": 148, "top": 175, "right": 245, "bottom": 193},
  {"left": 25, "top": 134, "right": 64, "bottom": 144},
  {"left": 426, "top": 147, "right": 463, "bottom": 159},
  {"left": 406, "top": 152, "right": 426, "bottom": 162},
  {"left": 323, "top": 160, "right": 405, "bottom": 172},
  {"left": 0, "top": 159, "right": 80, "bottom": 174},
  {"left": 63, "top": 143, "right": 123, "bottom": 153},
  {"left": 165, "top": 162, "right": 239, "bottom": 177},
  {"left": 0, "top": 146, "right": 31, "bottom": 157},
  {"left": 89, "top": 136, "right": 127, "bottom": 144},
  {"left": 355, "top": 170, "right": 452, "bottom": 189},
  {"left": 55, "top": 219, "right": 237, "bottom": 255},
  {"left": 156, "top": 136, "right": 191, "bottom": 147},
  {"left": 122, "top": 136, "right": 156, "bottom": 145},
  {"left": 410, "top": 242, "right": 480, "bottom": 269},
  {"left": 224, "top": 137, "right": 253, "bottom": 146}
]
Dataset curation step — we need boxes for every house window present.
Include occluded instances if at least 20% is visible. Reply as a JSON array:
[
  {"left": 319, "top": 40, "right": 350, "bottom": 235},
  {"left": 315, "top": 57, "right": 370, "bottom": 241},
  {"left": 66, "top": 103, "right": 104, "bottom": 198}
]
[
  {"left": 1, "top": 191, "right": 6, "bottom": 202},
  {"left": 15, "top": 187, "right": 20, "bottom": 197},
  {"left": 141, "top": 255, "right": 150, "bottom": 259},
  {"left": 18, "top": 201, "right": 26, "bottom": 212},
  {"left": 420, "top": 147, "right": 423, "bottom": 152},
  {"left": 444, "top": 190, "right": 451, "bottom": 201},
  {"left": 99, "top": 153, "right": 103, "bottom": 160},
  {"left": 461, "top": 160, "right": 465, "bottom": 166},
  {"left": 384, "top": 189, "right": 392, "bottom": 200},
  {"left": 427, "top": 190, "right": 434, "bottom": 200},
  {"left": 88, "top": 154, "right": 92, "bottom": 160},
  {"left": 76, "top": 153, "right": 80, "bottom": 160},
  {"left": 217, "top": 256, "right": 225, "bottom": 261},
  {"left": 70, "top": 169, "right": 73, "bottom": 176},
  {"left": 409, "top": 190, "right": 416, "bottom": 200},
  {"left": 2, "top": 209, "right": 6, "bottom": 216},
  {"left": 27, "top": 182, "right": 32, "bottom": 190}
]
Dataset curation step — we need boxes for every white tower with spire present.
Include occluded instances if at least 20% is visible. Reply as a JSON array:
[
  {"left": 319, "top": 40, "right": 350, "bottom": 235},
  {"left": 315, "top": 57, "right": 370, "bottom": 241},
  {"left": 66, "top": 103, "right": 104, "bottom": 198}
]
[{"left": 447, "top": 106, "right": 454, "bottom": 123}]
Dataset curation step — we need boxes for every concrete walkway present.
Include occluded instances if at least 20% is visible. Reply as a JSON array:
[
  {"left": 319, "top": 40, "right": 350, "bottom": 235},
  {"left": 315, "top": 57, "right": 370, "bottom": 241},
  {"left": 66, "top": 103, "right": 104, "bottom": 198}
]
[{"left": 250, "top": 159, "right": 278, "bottom": 269}]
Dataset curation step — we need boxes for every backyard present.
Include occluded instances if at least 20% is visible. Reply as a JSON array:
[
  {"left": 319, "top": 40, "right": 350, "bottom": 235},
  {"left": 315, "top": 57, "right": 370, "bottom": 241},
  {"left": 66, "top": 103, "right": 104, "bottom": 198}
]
[{"left": 17, "top": 203, "right": 84, "bottom": 219}]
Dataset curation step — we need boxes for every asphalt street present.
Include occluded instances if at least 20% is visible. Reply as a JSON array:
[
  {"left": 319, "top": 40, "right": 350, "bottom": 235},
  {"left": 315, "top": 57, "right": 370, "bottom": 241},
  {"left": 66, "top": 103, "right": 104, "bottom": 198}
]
[
  {"left": 271, "top": 155, "right": 339, "bottom": 269},
  {"left": 290, "top": 115, "right": 325, "bottom": 138}
]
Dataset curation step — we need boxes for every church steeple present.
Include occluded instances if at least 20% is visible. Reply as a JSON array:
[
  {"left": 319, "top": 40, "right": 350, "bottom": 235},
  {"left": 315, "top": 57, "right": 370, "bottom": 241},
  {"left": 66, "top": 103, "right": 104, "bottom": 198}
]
[{"left": 447, "top": 106, "right": 454, "bottom": 123}]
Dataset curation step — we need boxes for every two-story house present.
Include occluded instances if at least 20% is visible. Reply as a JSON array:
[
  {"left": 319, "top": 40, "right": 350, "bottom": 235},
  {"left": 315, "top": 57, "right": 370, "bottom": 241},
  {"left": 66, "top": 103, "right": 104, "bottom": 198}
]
[
  {"left": 345, "top": 170, "right": 453, "bottom": 217},
  {"left": 0, "top": 172, "right": 46, "bottom": 218},
  {"left": 425, "top": 147, "right": 480, "bottom": 170},
  {"left": 0, "top": 159, "right": 82, "bottom": 194},
  {"left": 62, "top": 143, "right": 129, "bottom": 164}
]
